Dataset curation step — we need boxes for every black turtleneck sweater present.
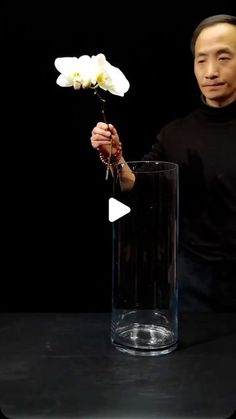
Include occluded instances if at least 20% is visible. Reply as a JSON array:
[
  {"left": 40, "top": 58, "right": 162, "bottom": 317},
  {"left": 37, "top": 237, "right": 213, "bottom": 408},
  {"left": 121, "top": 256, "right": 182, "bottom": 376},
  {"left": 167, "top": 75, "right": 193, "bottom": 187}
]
[{"left": 143, "top": 100, "right": 236, "bottom": 262}]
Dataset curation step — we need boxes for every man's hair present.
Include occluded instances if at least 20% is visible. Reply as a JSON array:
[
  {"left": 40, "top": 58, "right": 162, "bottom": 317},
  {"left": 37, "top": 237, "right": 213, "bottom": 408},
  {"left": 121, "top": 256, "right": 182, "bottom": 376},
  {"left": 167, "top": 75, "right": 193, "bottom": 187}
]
[{"left": 190, "top": 14, "right": 236, "bottom": 56}]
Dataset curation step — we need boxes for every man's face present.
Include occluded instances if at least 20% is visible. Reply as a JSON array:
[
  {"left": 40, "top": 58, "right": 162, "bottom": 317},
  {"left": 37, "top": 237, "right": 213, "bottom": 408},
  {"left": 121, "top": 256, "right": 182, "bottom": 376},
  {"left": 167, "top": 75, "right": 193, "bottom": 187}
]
[{"left": 194, "top": 23, "right": 236, "bottom": 107}]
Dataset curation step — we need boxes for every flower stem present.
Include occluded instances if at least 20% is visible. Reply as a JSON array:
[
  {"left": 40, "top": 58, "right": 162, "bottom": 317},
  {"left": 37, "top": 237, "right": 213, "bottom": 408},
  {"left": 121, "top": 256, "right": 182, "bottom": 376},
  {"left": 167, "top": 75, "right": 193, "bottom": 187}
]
[{"left": 94, "top": 88, "right": 112, "bottom": 180}]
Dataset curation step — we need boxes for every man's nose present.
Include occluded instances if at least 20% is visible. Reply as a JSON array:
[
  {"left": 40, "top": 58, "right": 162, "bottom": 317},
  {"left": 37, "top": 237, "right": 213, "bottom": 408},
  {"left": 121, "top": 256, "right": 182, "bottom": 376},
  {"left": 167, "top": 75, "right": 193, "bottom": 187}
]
[{"left": 205, "top": 60, "right": 219, "bottom": 78}]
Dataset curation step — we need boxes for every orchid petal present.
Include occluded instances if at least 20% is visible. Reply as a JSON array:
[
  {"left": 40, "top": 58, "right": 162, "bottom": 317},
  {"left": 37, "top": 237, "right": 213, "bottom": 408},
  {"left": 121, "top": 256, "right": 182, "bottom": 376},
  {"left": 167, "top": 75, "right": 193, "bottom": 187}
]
[
  {"left": 56, "top": 74, "right": 74, "bottom": 87},
  {"left": 54, "top": 57, "right": 79, "bottom": 75}
]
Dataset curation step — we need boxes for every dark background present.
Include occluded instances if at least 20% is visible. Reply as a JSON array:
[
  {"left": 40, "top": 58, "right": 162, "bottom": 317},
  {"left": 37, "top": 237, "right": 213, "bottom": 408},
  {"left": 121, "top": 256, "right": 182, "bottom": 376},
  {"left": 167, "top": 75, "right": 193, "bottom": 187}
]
[{"left": 3, "top": 2, "right": 235, "bottom": 312}]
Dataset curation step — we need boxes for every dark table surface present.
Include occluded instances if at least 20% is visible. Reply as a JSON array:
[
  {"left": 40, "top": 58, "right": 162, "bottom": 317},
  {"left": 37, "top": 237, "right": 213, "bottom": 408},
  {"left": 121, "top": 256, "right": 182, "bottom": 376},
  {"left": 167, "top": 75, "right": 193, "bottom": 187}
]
[{"left": 0, "top": 312, "right": 235, "bottom": 419}]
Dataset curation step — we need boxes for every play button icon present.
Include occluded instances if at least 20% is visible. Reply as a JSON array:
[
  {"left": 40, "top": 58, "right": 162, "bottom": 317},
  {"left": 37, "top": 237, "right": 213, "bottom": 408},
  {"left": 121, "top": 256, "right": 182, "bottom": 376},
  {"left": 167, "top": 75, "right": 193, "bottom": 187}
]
[{"left": 109, "top": 198, "right": 131, "bottom": 222}]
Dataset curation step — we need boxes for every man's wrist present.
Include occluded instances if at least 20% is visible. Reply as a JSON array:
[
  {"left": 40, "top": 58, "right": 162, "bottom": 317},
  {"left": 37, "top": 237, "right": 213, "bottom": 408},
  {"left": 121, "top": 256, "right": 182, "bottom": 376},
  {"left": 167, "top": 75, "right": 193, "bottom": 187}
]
[{"left": 113, "top": 156, "right": 125, "bottom": 169}]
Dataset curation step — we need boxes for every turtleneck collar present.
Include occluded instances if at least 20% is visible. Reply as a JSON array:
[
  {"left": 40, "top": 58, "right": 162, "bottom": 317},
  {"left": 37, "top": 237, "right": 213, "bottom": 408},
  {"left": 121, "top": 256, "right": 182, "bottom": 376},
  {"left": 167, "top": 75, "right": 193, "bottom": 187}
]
[{"left": 199, "top": 96, "right": 236, "bottom": 122}]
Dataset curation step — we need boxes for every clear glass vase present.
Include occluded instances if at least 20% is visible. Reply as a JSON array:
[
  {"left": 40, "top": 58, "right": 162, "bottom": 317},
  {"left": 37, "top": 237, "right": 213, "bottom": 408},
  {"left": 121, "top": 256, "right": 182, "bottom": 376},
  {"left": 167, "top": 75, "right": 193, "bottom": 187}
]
[{"left": 111, "top": 161, "right": 179, "bottom": 356}]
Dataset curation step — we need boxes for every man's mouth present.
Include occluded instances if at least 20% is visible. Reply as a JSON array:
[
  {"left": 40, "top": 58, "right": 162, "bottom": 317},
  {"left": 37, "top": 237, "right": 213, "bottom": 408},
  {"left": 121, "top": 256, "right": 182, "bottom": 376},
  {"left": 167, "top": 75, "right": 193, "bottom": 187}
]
[{"left": 203, "top": 82, "right": 225, "bottom": 87}]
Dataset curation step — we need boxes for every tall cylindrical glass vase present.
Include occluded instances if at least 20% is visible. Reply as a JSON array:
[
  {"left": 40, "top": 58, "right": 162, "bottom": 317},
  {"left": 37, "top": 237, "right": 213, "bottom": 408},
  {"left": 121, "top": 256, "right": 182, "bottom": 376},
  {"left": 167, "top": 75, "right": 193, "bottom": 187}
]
[{"left": 111, "top": 161, "right": 179, "bottom": 356}]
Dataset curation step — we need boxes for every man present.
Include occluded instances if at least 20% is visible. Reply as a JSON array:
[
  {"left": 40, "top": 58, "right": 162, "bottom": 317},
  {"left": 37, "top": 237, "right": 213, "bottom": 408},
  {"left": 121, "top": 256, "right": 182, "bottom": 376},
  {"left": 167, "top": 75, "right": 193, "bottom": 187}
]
[{"left": 90, "top": 14, "right": 236, "bottom": 311}]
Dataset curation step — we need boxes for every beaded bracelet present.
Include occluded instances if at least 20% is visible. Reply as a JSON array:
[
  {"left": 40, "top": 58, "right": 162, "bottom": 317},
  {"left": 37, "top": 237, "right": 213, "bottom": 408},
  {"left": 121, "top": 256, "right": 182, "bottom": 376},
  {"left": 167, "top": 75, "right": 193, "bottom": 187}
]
[{"left": 99, "top": 143, "right": 122, "bottom": 166}]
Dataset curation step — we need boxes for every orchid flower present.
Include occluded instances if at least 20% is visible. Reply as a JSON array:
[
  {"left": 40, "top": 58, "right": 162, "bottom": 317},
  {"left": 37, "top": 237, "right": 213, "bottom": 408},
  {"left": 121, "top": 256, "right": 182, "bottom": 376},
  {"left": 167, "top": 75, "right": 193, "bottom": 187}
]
[
  {"left": 90, "top": 53, "right": 130, "bottom": 96},
  {"left": 54, "top": 53, "right": 129, "bottom": 96},
  {"left": 54, "top": 53, "right": 130, "bottom": 179},
  {"left": 54, "top": 55, "right": 93, "bottom": 89}
]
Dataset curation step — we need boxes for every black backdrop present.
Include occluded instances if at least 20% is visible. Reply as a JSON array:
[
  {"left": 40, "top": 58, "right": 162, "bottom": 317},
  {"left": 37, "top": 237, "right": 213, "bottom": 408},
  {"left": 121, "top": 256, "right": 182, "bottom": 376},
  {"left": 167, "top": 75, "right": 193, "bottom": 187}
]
[{"left": 4, "top": 3, "right": 235, "bottom": 311}]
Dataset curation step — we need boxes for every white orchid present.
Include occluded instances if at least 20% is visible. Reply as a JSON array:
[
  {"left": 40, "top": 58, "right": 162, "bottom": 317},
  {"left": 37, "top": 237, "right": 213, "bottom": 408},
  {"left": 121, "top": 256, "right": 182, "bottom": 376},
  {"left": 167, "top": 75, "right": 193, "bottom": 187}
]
[
  {"left": 54, "top": 53, "right": 129, "bottom": 97},
  {"left": 54, "top": 53, "right": 129, "bottom": 180},
  {"left": 89, "top": 53, "right": 130, "bottom": 96}
]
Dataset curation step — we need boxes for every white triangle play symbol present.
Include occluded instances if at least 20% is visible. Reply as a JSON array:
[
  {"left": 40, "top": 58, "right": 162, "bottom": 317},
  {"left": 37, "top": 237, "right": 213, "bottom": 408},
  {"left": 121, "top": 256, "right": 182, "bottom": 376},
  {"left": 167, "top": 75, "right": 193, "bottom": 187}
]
[{"left": 109, "top": 198, "right": 131, "bottom": 222}]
